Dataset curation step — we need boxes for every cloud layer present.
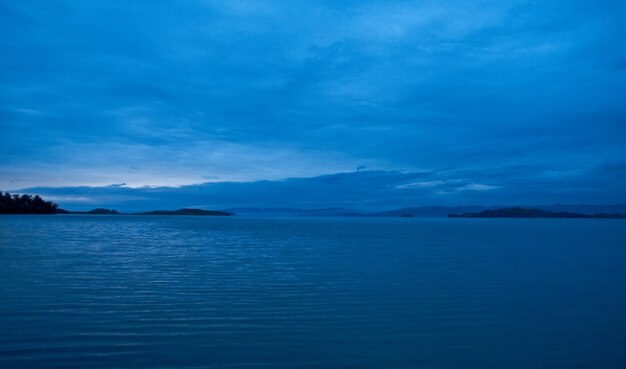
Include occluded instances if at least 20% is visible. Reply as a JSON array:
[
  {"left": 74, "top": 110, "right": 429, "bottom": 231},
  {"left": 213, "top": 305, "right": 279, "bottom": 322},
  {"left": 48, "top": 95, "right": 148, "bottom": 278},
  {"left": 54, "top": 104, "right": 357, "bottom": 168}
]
[
  {"left": 20, "top": 168, "right": 626, "bottom": 211},
  {"left": 1, "top": 1, "right": 625, "bottom": 206}
]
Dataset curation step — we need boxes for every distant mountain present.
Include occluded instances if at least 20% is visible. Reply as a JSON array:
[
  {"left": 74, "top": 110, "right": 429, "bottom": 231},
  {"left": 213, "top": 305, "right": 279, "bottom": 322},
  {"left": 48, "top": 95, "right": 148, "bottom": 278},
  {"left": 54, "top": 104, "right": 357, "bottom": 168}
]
[
  {"left": 368, "top": 206, "right": 490, "bottom": 217},
  {"left": 7, "top": 189, "right": 625, "bottom": 219},
  {"left": 368, "top": 204, "right": 626, "bottom": 217},
  {"left": 63, "top": 208, "right": 119, "bottom": 215},
  {"left": 223, "top": 205, "right": 626, "bottom": 218},
  {"left": 449, "top": 207, "right": 626, "bottom": 218},
  {"left": 87, "top": 208, "right": 118, "bottom": 214},
  {"left": 224, "top": 208, "right": 362, "bottom": 217},
  {"left": 137, "top": 208, "right": 232, "bottom": 216},
  {"left": 527, "top": 204, "right": 626, "bottom": 215}
]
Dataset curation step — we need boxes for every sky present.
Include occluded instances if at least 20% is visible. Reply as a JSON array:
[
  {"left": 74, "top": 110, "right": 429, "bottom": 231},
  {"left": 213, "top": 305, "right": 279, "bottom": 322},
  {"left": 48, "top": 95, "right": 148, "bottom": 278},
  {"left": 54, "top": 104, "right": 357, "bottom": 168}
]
[{"left": 1, "top": 0, "right": 625, "bottom": 210}]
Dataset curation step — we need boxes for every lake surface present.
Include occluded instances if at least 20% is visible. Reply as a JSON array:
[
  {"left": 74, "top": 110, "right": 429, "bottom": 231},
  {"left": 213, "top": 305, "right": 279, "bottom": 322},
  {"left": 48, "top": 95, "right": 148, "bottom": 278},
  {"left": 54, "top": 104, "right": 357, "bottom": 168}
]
[{"left": 1, "top": 215, "right": 625, "bottom": 368}]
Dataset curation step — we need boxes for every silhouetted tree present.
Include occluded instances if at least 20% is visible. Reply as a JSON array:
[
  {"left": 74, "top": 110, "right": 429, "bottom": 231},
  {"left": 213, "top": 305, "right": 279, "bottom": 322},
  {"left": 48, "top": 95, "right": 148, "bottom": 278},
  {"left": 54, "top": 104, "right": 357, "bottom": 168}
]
[{"left": 0, "top": 191, "right": 59, "bottom": 214}]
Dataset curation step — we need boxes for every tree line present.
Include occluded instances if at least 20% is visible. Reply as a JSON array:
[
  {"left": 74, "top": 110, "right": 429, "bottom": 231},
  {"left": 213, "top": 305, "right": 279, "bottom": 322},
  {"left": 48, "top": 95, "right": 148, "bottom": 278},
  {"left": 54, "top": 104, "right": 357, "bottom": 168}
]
[{"left": 0, "top": 192, "right": 59, "bottom": 214}]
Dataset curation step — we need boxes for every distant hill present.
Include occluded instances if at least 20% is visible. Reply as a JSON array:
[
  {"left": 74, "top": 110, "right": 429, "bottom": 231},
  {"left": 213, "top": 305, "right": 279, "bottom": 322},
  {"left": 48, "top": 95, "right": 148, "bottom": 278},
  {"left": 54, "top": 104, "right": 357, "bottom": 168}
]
[
  {"left": 225, "top": 207, "right": 362, "bottom": 217},
  {"left": 137, "top": 208, "right": 232, "bottom": 216},
  {"left": 368, "top": 204, "right": 626, "bottom": 217},
  {"left": 58, "top": 206, "right": 231, "bottom": 216},
  {"left": 88, "top": 208, "right": 119, "bottom": 214},
  {"left": 527, "top": 204, "right": 626, "bottom": 215},
  {"left": 368, "top": 206, "right": 489, "bottom": 217},
  {"left": 62, "top": 208, "right": 119, "bottom": 215},
  {"left": 5, "top": 191, "right": 625, "bottom": 219},
  {"left": 449, "top": 207, "right": 626, "bottom": 218},
  {"left": 218, "top": 205, "right": 626, "bottom": 218}
]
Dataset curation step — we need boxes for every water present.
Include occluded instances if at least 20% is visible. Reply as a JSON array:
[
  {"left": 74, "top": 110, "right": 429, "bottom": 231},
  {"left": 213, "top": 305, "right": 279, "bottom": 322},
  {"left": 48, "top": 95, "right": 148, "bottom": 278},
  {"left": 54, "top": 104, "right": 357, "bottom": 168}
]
[{"left": 1, "top": 215, "right": 625, "bottom": 369}]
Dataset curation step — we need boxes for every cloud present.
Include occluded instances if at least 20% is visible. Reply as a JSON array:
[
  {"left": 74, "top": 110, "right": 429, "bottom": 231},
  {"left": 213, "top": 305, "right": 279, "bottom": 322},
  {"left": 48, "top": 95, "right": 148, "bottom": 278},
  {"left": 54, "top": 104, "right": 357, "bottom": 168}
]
[
  {"left": 0, "top": 139, "right": 365, "bottom": 188},
  {"left": 15, "top": 165, "right": 626, "bottom": 212},
  {"left": 457, "top": 183, "right": 500, "bottom": 191},
  {"left": 1, "top": 0, "right": 625, "bottom": 205},
  {"left": 396, "top": 181, "right": 445, "bottom": 189}
]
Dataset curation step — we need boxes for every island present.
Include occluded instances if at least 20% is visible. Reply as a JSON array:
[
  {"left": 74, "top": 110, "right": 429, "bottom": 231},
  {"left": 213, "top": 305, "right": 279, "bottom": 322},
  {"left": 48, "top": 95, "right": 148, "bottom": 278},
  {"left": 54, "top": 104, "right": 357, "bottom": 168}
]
[
  {"left": 449, "top": 207, "right": 626, "bottom": 218},
  {"left": 61, "top": 208, "right": 231, "bottom": 216},
  {"left": 135, "top": 208, "right": 232, "bottom": 216},
  {"left": 57, "top": 208, "right": 120, "bottom": 215},
  {"left": 1, "top": 191, "right": 232, "bottom": 216}
]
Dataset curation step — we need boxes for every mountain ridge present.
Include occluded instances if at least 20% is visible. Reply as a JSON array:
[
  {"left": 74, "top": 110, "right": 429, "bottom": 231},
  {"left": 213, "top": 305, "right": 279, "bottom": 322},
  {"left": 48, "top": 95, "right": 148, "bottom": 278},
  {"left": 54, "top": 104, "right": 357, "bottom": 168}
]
[{"left": 449, "top": 207, "right": 626, "bottom": 219}]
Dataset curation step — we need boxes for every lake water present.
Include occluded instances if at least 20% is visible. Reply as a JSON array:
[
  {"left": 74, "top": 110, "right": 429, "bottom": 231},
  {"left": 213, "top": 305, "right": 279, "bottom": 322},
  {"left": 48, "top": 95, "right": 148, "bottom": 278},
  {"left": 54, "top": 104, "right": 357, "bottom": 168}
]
[{"left": 1, "top": 215, "right": 625, "bottom": 368}]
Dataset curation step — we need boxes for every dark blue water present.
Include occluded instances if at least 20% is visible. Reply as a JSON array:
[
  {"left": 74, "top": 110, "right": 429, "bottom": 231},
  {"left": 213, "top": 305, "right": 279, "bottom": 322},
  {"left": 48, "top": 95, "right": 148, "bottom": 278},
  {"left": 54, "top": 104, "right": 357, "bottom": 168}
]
[{"left": 1, "top": 215, "right": 625, "bottom": 368}]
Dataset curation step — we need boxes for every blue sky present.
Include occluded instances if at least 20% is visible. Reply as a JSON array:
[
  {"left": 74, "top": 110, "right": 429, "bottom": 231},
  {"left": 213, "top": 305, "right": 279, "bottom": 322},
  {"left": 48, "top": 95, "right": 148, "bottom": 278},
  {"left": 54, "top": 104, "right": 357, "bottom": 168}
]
[{"left": 1, "top": 1, "right": 625, "bottom": 209}]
